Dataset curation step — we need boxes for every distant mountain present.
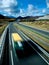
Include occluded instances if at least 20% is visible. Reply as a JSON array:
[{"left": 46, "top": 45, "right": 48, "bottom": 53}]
[
  {"left": 16, "top": 16, "right": 40, "bottom": 20},
  {"left": 0, "top": 14, "right": 16, "bottom": 22},
  {"left": 16, "top": 16, "right": 23, "bottom": 19},
  {"left": 0, "top": 14, "right": 5, "bottom": 19},
  {"left": 0, "top": 14, "right": 16, "bottom": 19},
  {"left": 36, "top": 14, "right": 49, "bottom": 20},
  {"left": 0, "top": 14, "right": 11, "bottom": 19}
]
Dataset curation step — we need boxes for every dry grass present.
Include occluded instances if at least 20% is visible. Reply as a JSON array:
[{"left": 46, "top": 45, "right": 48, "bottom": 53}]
[
  {"left": 14, "top": 23, "right": 49, "bottom": 52},
  {"left": 22, "top": 21, "right": 49, "bottom": 31},
  {"left": 0, "top": 24, "right": 7, "bottom": 37}
]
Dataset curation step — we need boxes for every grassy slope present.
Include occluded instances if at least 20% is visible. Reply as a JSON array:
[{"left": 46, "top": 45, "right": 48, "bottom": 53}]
[
  {"left": 14, "top": 23, "right": 49, "bottom": 52},
  {"left": 21, "top": 21, "right": 49, "bottom": 31},
  {"left": 0, "top": 24, "right": 7, "bottom": 37}
]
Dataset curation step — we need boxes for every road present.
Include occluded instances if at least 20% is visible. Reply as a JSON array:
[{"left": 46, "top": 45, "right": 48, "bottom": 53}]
[
  {"left": 19, "top": 23, "right": 49, "bottom": 36},
  {"left": 0, "top": 28, "right": 9, "bottom": 65},
  {"left": 0, "top": 23, "right": 49, "bottom": 65},
  {"left": 9, "top": 23, "right": 48, "bottom": 65},
  {"left": 14, "top": 23, "right": 49, "bottom": 52}
]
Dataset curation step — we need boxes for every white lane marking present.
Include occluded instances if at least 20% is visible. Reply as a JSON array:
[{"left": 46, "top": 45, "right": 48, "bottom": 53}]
[
  {"left": 9, "top": 26, "right": 14, "bottom": 49},
  {"left": 19, "top": 23, "right": 49, "bottom": 33},
  {"left": 25, "top": 31, "right": 49, "bottom": 46},
  {"left": 29, "top": 43, "right": 49, "bottom": 65},
  {"left": 11, "top": 36, "right": 17, "bottom": 57},
  {"left": 18, "top": 30, "right": 49, "bottom": 65},
  {"left": 9, "top": 27, "right": 14, "bottom": 65},
  {"left": 10, "top": 50, "right": 14, "bottom": 65},
  {"left": 19, "top": 23, "right": 49, "bottom": 39},
  {"left": 14, "top": 24, "right": 49, "bottom": 64},
  {"left": 9, "top": 25, "right": 19, "bottom": 65},
  {"left": 14, "top": 24, "right": 49, "bottom": 56},
  {"left": 19, "top": 30, "right": 49, "bottom": 57},
  {"left": 12, "top": 37, "right": 15, "bottom": 49},
  {"left": 18, "top": 29, "right": 49, "bottom": 56}
]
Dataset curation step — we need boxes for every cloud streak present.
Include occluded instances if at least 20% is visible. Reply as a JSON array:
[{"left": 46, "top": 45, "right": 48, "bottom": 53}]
[
  {"left": 18, "top": 4, "right": 42, "bottom": 17},
  {"left": 0, "top": 0, "right": 49, "bottom": 17},
  {"left": 46, "top": 0, "right": 49, "bottom": 8},
  {"left": 0, "top": 0, "right": 19, "bottom": 16}
]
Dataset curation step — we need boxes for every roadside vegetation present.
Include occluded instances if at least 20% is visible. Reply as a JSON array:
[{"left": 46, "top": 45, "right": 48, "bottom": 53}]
[
  {"left": 14, "top": 21, "right": 49, "bottom": 52},
  {"left": 21, "top": 20, "right": 49, "bottom": 31},
  {"left": 0, "top": 14, "right": 15, "bottom": 37},
  {"left": 0, "top": 23, "right": 8, "bottom": 37}
]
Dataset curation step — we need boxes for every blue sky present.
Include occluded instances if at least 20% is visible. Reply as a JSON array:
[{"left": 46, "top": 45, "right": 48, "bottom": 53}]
[{"left": 0, "top": 0, "right": 49, "bottom": 17}]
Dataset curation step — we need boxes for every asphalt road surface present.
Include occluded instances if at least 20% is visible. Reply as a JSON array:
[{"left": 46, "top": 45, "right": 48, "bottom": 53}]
[
  {"left": 9, "top": 23, "right": 48, "bottom": 65},
  {"left": 1, "top": 23, "right": 48, "bottom": 65}
]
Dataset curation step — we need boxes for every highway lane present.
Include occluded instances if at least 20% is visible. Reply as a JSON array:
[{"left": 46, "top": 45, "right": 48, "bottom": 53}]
[
  {"left": 0, "top": 25, "right": 9, "bottom": 65},
  {"left": 18, "top": 23, "right": 49, "bottom": 41},
  {"left": 0, "top": 25, "right": 9, "bottom": 59},
  {"left": 1, "top": 28, "right": 9, "bottom": 65},
  {"left": 9, "top": 23, "right": 20, "bottom": 65},
  {"left": 14, "top": 23, "right": 49, "bottom": 52},
  {"left": 9, "top": 23, "right": 48, "bottom": 65},
  {"left": 19, "top": 23, "right": 49, "bottom": 36},
  {"left": 14, "top": 24, "right": 49, "bottom": 62}
]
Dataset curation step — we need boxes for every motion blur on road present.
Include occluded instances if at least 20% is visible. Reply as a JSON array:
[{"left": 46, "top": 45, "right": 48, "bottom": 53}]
[
  {"left": 0, "top": 22, "right": 49, "bottom": 65},
  {"left": 0, "top": 0, "right": 49, "bottom": 65}
]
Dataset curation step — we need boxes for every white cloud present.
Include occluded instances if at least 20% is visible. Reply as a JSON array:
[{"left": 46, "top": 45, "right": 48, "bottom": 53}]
[
  {"left": 27, "top": 4, "right": 39, "bottom": 16},
  {"left": 47, "top": 3, "right": 49, "bottom": 8},
  {"left": 0, "top": 0, "right": 18, "bottom": 16},
  {"left": 42, "top": 9, "right": 46, "bottom": 13},
  {"left": 0, "top": 1, "right": 45, "bottom": 17},
  {"left": 4, "top": 8, "right": 12, "bottom": 15},
  {"left": 4, "top": 9, "right": 11, "bottom": 12},
  {"left": 19, "top": 8, "right": 26, "bottom": 17},
  {"left": 19, "top": 4, "right": 33, "bottom": 17},
  {"left": 46, "top": 0, "right": 49, "bottom": 8},
  {"left": 28, "top": 4, "right": 34, "bottom": 11},
  {"left": 18, "top": 4, "right": 40, "bottom": 17},
  {"left": 27, "top": 4, "right": 41, "bottom": 16},
  {"left": 20, "top": 9, "right": 23, "bottom": 13},
  {"left": 0, "top": 0, "right": 17, "bottom": 8},
  {"left": 1, "top": 0, "right": 11, "bottom": 8},
  {"left": 27, "top": 4, "right": 33, "bottom": 16}
]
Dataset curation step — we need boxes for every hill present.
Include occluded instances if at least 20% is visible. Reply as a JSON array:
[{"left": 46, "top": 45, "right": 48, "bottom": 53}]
[
  {"left": 0, "top": 14, "right": 16, "bottom": 23},
  {"left": 16, "top": 16, "right": 40, "bottom": 22},
  {"left": 36, "top": 14, "right": 49, "bottom": 20}
]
